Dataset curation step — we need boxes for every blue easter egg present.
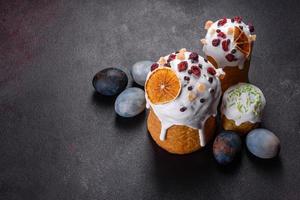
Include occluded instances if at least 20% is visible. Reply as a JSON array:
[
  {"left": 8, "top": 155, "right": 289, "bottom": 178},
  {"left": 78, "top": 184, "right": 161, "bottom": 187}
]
[
  {"left": 115, "top": 87, "right": 146, "bottom": 117},
  {"left": 92, "top": 68, "right": 128, "bottom": 96},
  {"left": 131, "top": 60, "right": 153, "bottom": 86},
  {"left": 246, "top": 128, "right": 280, "bottom": 159},
  {"left": 213, "top": 131, "right": 242, "bottom": 165}
]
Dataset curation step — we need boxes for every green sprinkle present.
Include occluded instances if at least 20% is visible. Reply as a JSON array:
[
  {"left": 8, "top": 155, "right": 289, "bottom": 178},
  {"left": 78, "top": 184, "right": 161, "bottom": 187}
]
[{"left": 227, "top": 83, "right": 263, "bottom": 114}]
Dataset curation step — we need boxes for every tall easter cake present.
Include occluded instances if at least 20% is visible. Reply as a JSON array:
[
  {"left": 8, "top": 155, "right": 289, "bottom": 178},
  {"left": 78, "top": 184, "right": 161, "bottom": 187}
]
[
  {"left": 145, "top": 48, "right": 224, "bottom": 154},
  {"left": 201, "top": 17, "right": 256, "bottom": 92}
]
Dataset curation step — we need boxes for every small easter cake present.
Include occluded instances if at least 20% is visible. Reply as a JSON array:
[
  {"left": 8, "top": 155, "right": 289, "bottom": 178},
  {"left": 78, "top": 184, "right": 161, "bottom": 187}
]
[
  {"left": 201, "top": 17, "right": 256, "bottom": 92},
  {"left": 145, "top": 48, "right": 224, "bottom": 154},
  {"left": 221, "top": 83, "right": 266, "bottom": 135}
]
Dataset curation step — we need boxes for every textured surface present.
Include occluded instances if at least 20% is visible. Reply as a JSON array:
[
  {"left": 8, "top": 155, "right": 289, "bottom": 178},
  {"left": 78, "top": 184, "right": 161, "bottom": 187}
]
[
  {"left": 147, "top": 110, "right": 216, "bottom": 154},
  {"left": 0, "top": 0, "right": 300, "bottom": 199}
]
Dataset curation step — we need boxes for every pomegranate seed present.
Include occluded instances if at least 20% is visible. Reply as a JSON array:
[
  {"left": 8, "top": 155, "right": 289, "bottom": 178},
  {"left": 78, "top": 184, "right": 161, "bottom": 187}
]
[
  {"left": 225, "top": 53, "right": 237, "bottom": 62},
  {"left": 217, "top": 18, "right": 227, "bottom": 26},
  {"left": 167, "top": 54, "right": 176, "bottom": 62},
  {"left": 187, "top": 86, "right": 193, "bottom": 90},
  {"left": 178, "top": 61, "right": 188, "bottom": 72},
  {"left": 151, "top": 63, "right": 159, "bottom": 71},
  {"left": 222, "top": 39, "right": 230, "bottom": 51},
  {"left": 207, "top": 67, "right": 216, "bottom": 75},
  {"left": 184, "top": 76, "right": 190, "bottom": 81},
  {"left": 191, "top": 66, "right": 201, "bottom": 77},
  {"left": 208, "top": 77, "right": 213, "bottom": 83},
  {"left": 248, "top": 23, "right": 255, "bottom": 32},
  {"left": 216, "top": 29, "right": 221, "bottom": 33},
  {"left": 217, "top": 31, "right": 226, "bottom": 39},
  {"left": 180, "top": 107, "right": 187, "bottom": 112},
  {"left": 188, "top": 69, "right": 192, "bottom": 74},
  {"left": 212, "top": 39, "right": 220, "bottom": 47},
  {"left": 189, "top": 52, "right": 199, "bottom": 63}
]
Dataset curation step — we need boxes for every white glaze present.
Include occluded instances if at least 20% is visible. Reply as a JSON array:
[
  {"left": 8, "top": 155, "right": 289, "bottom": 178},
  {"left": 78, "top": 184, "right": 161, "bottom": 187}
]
[
  {"left": 202, "top": 18, "right": 254, "bottom": 69},
  {"left": 222, "top": 83, "right": 266, "bottom": 126},
  {"left": 145, "top": 51, "right": 223, "bottom": 147}
]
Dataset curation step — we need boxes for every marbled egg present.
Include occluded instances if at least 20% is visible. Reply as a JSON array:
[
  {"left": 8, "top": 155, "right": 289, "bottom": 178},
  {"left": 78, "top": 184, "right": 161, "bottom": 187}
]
[
  {"left": 213, "top": 131, "right": 242, "bottom": 165},
  {"left": 115, "top": 87, "right": 146, "bottom": 117},
  {"left": 246, "top": 128, "right": 280, "bottom": 159},
  {"left": 92, "top": 68, "right": 128, "bottom": 96},
  {"left": 131, "top": 60, "right": 153, "bottom": 86}
]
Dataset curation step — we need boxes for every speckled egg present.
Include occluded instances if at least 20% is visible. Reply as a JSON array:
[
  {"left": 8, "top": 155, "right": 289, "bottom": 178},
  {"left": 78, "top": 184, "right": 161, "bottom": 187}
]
[
  {"left": 115, "top": 87, "right": 146, "bottom": 117},
  {"left": 213, "top": 131, "right": 242, "bottom": 165},
  {"left": 131, "top": 60, "right": 153, "bottom": 86},
  {"left": 92, "top": 68, "right": 128, "bottom": 96},
  {"left": 246, "top": 128, "right": 280, "bottom": 159}
]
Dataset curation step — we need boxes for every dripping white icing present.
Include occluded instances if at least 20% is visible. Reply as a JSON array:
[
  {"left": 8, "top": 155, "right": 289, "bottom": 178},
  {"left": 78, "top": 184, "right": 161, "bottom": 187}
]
[
  {"left": 202, "top": 18, "right": 254, "bottom": 69},
  {"left": 198, "top": 129, "right": 205, "bottom": 147},
  {"left": 145, "top": 51, "right": 222, "bottom": 147},
  {"left": 221, "top": 83, "right": 266, "bottom": 126}
]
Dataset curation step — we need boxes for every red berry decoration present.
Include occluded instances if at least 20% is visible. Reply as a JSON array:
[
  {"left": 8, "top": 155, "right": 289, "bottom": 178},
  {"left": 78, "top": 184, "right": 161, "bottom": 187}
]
[
  {"left": 191, "top": 66, "right": 201, "bottom": 77},
  {"left": 222, "top": 39, "right": 231, "bottom": 52},
  {"left": 167, "top": 54, "right": 176, "bottom": 62},
  {"left": 151, "top": 63, "right": 159, "bottom": 71},
  {"left": 178, "top": 61, "right": 188, "bottom": 72},
  {"left": 212, "top": 39, "right": 220, "bottom": 47},
  {"left": 164, "top": 63, "right": 171, "bottom": 67},
  {"left": 189, "top": 52, "right": 199, "bottom": 63},
  {"left": 233, "top": 16, "right": 242, "bottom": 23},
  {"left": 217, "top": 17, "right": 227, "bottom": 26},
  {"left": 207, "top": 67, "right": 216, "bottom": 75},
  {"left": 217, "top": 31, "right": 226, "bottom": 39},
  {"left": 225, "top": 53, "right": 237, "bottom": 62}
]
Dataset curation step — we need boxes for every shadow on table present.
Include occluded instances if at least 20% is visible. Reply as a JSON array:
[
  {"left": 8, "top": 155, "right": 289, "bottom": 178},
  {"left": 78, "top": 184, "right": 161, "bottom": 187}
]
[
  {"left": 146, "top": 132, "right": 244, "bottom": 192},
  {"left": 114, "top": 110, "right": 147, "bottom": 130},
  {"left": 146, "top": 131, "right": 283, "bottom": 195},
  {"left": 91, "top": 91, "right": 116, "bottom": 107},
  {"left": 245, "top": 148, "right": 283, "bottom": 172}
]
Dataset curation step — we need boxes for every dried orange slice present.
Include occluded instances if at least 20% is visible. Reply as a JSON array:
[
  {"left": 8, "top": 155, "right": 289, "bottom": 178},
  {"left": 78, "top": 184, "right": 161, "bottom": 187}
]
[
  {"left": 233, "top": 26, "right": 251, "bottom": 57},
  {"left": 145, "top": 67, "right": 181, "bottom": 104}
]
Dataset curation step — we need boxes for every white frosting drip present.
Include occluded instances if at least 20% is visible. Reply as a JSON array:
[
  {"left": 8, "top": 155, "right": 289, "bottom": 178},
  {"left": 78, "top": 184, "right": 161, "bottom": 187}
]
[
  {"left": 198, "top": 129, "right": 206, "bottom": 147},
  {"left": 222, "top": 83, "right": 266, "bottom": 126},
  {"left": 145, "top": 51, "right": 223, "bottom": 147},
  {"left": 203, "top": 18, "right": 253, "bottom": 69}
]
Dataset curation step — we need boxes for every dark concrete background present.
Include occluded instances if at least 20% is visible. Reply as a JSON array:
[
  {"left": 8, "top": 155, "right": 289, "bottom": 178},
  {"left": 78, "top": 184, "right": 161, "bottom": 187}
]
[{"left": 1, "top": 0, "right": 300, "bottom": 199}]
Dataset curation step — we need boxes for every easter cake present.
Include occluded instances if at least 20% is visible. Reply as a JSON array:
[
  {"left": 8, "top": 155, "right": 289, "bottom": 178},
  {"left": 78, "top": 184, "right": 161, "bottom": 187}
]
[
  {"left": 145, "top": 48, "right": 224, "bottom": 154},
  {"left": 201, "top": 17, "right": 256, "bottom": 92},
  {"left": 221, "top": 83, "right": 266, "bottom": 135}
]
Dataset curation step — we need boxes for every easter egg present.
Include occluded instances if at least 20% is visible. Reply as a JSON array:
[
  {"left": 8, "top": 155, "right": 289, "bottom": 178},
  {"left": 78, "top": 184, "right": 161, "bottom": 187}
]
[
  {"left": 115, "top": 87, "right": 146, "bottom": 117},
  {"left": 92, "top": 68, "right": 128, "bottom": 96},
  {"left": 213, "top": 131, "right": 242, "bottom": 165},
  {"left": 131, "top": 60, "right": 153, "bottom": 86},
  {"left": 246, "top": 128, "right": 280, "bottom": 159}
]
